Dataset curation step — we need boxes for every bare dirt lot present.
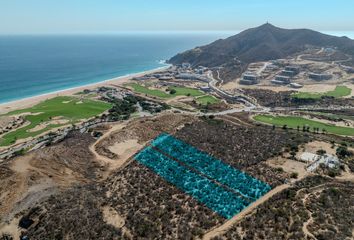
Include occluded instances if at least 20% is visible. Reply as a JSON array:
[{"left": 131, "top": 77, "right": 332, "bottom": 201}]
[
  {"left": 95, "top": 113, "right": 196, "bottom": 160},
  {"left": 0, "top": 131, "right": 103, "bottom": 236}
]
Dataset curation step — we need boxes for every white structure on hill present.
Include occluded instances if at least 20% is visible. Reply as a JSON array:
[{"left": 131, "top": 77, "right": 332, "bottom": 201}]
[{"left": 300, "top": 152, "right": 340, "bottom": 172}]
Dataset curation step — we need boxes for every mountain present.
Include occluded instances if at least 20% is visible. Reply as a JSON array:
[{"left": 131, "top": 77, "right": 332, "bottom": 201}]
[{"left": 169, "top": 23, "right": 354, "bottom": 80}]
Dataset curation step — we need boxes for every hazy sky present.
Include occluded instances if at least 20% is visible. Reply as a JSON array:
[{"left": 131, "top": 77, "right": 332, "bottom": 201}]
[{"left": 1, "top": 0, "right": 353, "bottom": 34}]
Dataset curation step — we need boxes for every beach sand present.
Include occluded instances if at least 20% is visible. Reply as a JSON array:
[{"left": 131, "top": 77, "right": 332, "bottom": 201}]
[{"left": 0, "top": 66, "right": 168, "bottom": 114}]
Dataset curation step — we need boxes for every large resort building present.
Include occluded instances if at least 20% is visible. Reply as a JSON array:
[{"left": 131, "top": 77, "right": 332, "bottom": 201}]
[
  {"left": 239, "top": 72, "right": 259, "bottom": 85},
  {"left": 271, "top": 65, "right": 300, "bottom": 85},
  {"left": 309, "top": 73, "right": 332, "bottom": 81},
  {"left": 271, "top": 75, "right": 291, "bottom": 85}
]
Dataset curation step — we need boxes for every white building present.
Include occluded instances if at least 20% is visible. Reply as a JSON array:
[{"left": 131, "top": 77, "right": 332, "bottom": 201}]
[
  {"left": 301, "top": 152, "right": 340, "bottom": 172},
  {"left": 290, "top": 83, "right": 303, "bottom": 89}
]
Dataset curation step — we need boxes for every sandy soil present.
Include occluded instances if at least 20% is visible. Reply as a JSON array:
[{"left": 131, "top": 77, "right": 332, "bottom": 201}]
[
  {"left": 0, "top": 218, "right": 20, "bottom": 239},
  {"left": 337, "top": 166, "right": 354, "bottom": 182},
  {"left": 222, "top": 81, "right": 291, "bottom": 92},
  {"left": 102, "top": 206, "right": 125, "bottom": 228},
  {"left": 27, "top": 119, "right": 70, "bottom": 133},
  {"left": 0, "top": 67, "right": 169, "bottom": 115},
  {"left": 108, "top": 139, "right": 143, "bottom": 159},
  {"left": 222, "top": 79, "right": 354, "bottom": 96},
  {"left": 0, "top": 131, "right": 100, "bottom": 224},
  {"left": 89, "top": 123, "right": 138, "bottom": 176},
  {"left": 267, "top": 157, "right": 309, "bottom": 180},
  {"left": 102, "top": 206, "right": 132, "bottom": 238},
  {"left": 0, "top": 117, "right": 14, "bottom": 129},
  {"left": 300, "top": 141, "right": 337, "bottom": 156}
]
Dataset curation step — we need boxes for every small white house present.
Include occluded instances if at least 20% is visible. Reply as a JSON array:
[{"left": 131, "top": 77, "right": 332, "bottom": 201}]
[{"left": 301, "top": 152, "right": 340, "bottom": 172}]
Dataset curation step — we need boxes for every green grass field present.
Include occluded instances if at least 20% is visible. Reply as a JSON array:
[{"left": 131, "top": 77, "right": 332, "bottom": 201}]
[
  {"left": 300, "top": 111, "right": 354, "bottom": 122},
  {"left": 127, "top": 83, "right": 172, "bottom": 98},
  {"left": 127, "top": 83, "right": 204, "bottom": 98},
  {"left": 127, "top": 83, "right": 220, "bottom": 106},
  {"left": 0, "top": 96, "right": 112, "bottom": 146},
  {"left": 195, "top": 95, "right": 220, "bottom": 105},
  {"left": 292, "top": 86, "right": 352, "bottom": 99},
  {"left": 169, "top": 86, "right": 204, "bottom": 97},
  {"left": 254, "top": 114, "right": 354, "bottom": 136}
]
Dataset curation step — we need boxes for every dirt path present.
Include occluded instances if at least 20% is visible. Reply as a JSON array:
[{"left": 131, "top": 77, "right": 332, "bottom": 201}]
[
  {"left": 301, "top": 191, "right": 317, "bottom": 240},
  {"left": 217, "top": 115, "right": 252, "bottom": 127},
  {"left": 89, "top": 122, "right": 143, "bottom": 178},
  {"left": 89, "top": 123, "right": 125, "bottom": 164},
  {"left": 203, "top": 184, "right": 290, "bottom": 240},
  {"left": 336, "top": 166, "right": 354, "bottom": 182}
]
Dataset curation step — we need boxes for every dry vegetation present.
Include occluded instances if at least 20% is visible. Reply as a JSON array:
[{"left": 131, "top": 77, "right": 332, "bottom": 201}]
[
  {"left": 17, "top": 161, "right": 225, "bottom": 239},
  {"left": 175, "top": 118, "right": 309, "bottom": 186},
  {"left": 1, "top": 113, "right": 352, "bottom": 240},
  {"left": 213, "top": 176, "right": 354, "bottom": 240},
  {"left": 104, "top": 161, "right": 224, "bottom": 239},
  {"left": 0, "top": 131, "right": 103, "bottom": 222},
  {"left": 243, "top": 88, "right": 354, "bottom": 108},
  {"left": 95, "top": 114, "right": 195, "bottom": 159},
  {"left": 21, "top": 185, "right": 122, "bottom": 240}
]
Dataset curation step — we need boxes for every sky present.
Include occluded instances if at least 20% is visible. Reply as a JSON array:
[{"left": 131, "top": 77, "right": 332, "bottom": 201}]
[{"left": 0, "top": 0, "right": 353, "bottom": 34}]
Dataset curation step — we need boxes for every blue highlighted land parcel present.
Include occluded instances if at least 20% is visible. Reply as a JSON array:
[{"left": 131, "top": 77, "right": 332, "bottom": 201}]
[{"left": 134, "top": 133, "right": 271, "bottom": 219}]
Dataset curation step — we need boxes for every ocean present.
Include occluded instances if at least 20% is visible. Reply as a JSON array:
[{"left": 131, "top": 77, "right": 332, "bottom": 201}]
[
  {"left": 0, "top": 32, "right": 233, "bottom": 104},
  {"left": 0, "top": 31, "right": 353, "bottom": 104}
]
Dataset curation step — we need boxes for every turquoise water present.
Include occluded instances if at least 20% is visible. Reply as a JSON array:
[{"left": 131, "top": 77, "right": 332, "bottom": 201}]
[
  {"left": 151, "top": 133, "right": 271, "bottom": 200},
  {"left": 0, "top": 32, "right": 232, "bottom": 104},
  {"left": 135, "top": 146, "right": 249, "bottom": 219}
]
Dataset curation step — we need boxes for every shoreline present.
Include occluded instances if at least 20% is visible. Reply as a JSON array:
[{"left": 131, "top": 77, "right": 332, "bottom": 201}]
[{"left": 0, "top": 65, "right": 170, "bottom": 114}]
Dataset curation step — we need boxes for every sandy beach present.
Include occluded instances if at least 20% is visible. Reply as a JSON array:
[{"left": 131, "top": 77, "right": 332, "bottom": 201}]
[{"left": 0, "top": 66, "right": 169, "bottom": 114}]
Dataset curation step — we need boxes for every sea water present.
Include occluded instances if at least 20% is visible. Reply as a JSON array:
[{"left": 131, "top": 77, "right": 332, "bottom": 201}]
[{"left": 0, "top": 32, "right": 232, "bottom": 103}]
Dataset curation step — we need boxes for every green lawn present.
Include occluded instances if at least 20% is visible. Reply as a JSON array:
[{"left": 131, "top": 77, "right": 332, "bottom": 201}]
[
  {"left": 127, "top": 83, "right": 172, "bottom": 98},
  {"left": 195, "top": 95, "right": 220, "bottom": 105},
  {"left": 300, "top": 111, "right": 354, "bottom": 122},
  {"left": 127, "top": 83, "right": 204, "bottom": 98},
  {"left": 0, "top": 96, "right": 112, "bottom": 146},
  {"left": 292, "top": 86, "right": 352, "bottom": 99},
  {"left": 169, "top": 86, "right": 204, "bottom": 97},
  {"left": 254, "top": 114, "right": 354, "bottom": 136}
]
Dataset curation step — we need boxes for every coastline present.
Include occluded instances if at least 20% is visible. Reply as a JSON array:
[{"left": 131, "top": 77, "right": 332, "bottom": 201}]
[{"left": 0, "top": 65, "right": 170, "bottom": 114}]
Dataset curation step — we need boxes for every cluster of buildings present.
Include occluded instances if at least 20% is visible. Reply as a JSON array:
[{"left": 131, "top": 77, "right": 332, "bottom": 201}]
[
  {"left": 133, "top": 64, "right": 210, "bottom": 83},
  {"left": 271, "top": 65, "right": 301, "bottom": 86},
  {"left": 239, "top": 72, "right": 259, "bottom": 85},
  {"left": 239, "top": 61, "right": 338, "bottom": 88},
  {"left": 300, "top": 152, "right": 340, "bottom": 172}
]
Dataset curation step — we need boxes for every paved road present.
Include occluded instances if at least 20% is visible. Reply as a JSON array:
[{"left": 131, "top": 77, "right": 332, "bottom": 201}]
[{"left": 207, "top": 71, "right": 258, "bottom": 108}]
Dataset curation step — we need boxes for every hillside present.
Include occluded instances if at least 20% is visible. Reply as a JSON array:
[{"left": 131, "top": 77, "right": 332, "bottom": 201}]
[{"left": 169, "top": 23, "right": 354, "bottom": 80}]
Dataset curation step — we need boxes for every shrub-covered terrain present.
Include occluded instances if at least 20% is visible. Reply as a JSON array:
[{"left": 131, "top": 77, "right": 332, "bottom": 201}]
[
  {"left": 21, "top": 161, "right": 224, "bottom": 239},
  {"left": 214, "top": 176, "right": 354, "bottom": 240},
  {"left": 243, "top": 89, "right": 354, "bottom": 108},
  {"left": 175, "top": 119, "right": 309, "bottom": 186}
]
